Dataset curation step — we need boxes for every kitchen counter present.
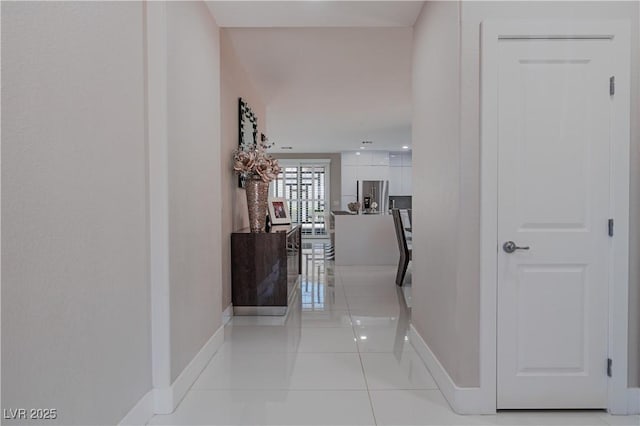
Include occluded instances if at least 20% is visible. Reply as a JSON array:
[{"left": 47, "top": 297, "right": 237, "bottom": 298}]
[{"left": 331, "top": 211, "right": 398, "bottom": 266}]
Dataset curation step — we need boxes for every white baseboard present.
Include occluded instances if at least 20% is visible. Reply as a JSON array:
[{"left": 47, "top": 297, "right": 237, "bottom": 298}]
[
  {"left": 409, "top": 325, "right": 494, "bottom": 415},
  {"left": 118, "top": 390, "right": 154, "bottom": 426},
  {"left": 153, "top": 323, "right": 225, "bottom": 414},
  {"left": 222, "top": 303, "right": 233, "bottom": 325},
  {"left": 628, "top": 388, "right": 640, "bottom": 414}
]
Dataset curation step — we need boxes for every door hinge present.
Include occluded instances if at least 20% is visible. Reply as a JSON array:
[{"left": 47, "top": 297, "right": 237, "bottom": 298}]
[
  {"left": 610, "top": 76, "right": 615, "bottom": 96},
  {"left": 607, "top": 358, "right": 613, "bottom": 377},
  {"left": 608, "top": 218, "right": 614, "bottom": 237}
]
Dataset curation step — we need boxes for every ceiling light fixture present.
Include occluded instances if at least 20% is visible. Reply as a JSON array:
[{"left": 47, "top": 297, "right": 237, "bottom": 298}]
[
  {"left": 402, "top": 145, "right": 409, "bottom": 150},
  {"left": 360, "top": 147, "right": 365, "bottom": 150},
  {"left": 355, "top": 152, "right": 361, "bottom": 156}
]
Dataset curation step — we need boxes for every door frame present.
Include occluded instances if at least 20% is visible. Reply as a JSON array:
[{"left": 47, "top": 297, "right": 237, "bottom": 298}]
[{"left": 480, "top": 20, "right": 631, "bottom": 413}]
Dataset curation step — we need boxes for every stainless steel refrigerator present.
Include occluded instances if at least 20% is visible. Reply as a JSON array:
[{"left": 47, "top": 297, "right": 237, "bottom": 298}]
[{"left": 357, "top": 180, "right": 389, "bottom": 214}]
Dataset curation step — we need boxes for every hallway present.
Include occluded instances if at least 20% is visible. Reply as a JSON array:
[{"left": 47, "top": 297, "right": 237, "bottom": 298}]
[
  {"left": 3, "top": 2, "right": 640, "bottom": 423},
  {"left": 148, "top": 246, "right": 637, "bottom": 426}
]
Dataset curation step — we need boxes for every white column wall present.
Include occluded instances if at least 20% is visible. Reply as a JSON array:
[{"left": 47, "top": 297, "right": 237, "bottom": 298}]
[{"left": 2, "top": 3, "right": 151, "bottom": 424}]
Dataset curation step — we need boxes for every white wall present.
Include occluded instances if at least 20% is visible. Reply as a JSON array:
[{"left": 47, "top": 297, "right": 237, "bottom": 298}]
[
  {"left": 165, "top": 1, "right": 223, "bottom": 382},
  {"left": 412, "top": 0, "right": 640, "bottom": 388},
  {"left": 634, "top": 1, "right": 640, "bottom": 389},
  {"left": 2, "top": 2, "right": 151, "bottom": 424},
  {"left": 3, "top": 2, "right": 227, "bottom": 421},
  {"left": 412, "top": 0, "right": 471, "bottom": 386},
  {"left": 220, "top": 29, "right": 267, "bottom": 312}
]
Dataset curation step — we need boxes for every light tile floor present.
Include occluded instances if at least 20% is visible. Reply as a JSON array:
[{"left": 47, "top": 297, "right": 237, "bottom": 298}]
[{"left": 149, "top": 243, "right": 639, "bottom": 425}]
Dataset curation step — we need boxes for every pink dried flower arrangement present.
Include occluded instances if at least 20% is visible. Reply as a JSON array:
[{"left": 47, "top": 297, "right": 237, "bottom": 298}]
[{"left": 233, "top": 143, "right": 281, "bottom": 183}]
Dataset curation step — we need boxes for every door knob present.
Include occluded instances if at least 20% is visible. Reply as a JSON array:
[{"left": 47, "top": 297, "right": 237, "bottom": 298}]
[{"left": 503, "top": 241, "right": 530, "bottom": 254}]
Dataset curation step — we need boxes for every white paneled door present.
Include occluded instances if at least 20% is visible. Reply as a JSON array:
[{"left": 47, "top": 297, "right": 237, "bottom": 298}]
[{"left": 497, "top": 39, "right": 613, "bottom": 409}]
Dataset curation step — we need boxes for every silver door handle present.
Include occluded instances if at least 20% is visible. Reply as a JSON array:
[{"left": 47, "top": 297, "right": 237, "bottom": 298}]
[{"left": 503, "top": 241, "right": 530, "bottom": 254}]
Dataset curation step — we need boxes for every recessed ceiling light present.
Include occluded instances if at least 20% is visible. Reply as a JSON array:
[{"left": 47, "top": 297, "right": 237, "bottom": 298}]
[
  {"left": 402, "top": 145, "right": 409, "bottom": 149},
  {"left": 355, "top": 152, "right": 361, "bottom": 156},
  {"left": 360, "top": 146, "right": 365, "bottom": 150}
]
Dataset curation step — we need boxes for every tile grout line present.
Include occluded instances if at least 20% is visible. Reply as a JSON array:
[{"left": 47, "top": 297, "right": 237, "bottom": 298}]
[
  {"left": 327, "top": 268, "right": 377, "bottom": 424},
  {"left": 350, "top": 304, "right": 379, "bottom": 426}
]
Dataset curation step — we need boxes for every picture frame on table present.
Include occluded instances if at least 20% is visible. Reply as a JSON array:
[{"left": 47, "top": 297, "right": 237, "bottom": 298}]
[{"left": 268, "top": 197, "right": 291, "bottom": 225}]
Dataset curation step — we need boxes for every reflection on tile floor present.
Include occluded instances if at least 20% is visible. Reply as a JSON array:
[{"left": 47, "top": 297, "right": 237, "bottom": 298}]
[{"left": 149, "top": 242, "right": 640, "bottom": 425}]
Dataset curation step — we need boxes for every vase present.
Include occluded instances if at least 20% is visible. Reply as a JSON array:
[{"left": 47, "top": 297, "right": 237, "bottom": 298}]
[{"left": 245, "top": 177, "right": 269, "bottom": 232}]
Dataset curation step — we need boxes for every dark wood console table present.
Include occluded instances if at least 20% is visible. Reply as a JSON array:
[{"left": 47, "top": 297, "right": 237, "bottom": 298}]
[{"left": 231, "top": 224, "right": 301, "bottom": 315}]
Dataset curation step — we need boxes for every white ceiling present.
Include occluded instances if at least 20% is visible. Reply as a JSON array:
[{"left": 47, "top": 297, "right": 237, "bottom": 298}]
[
  {"left": 207, "top": 1, "right": 424, "bottom": 28},
  {"left": 209, "top": 2, "right": 420, "bottom": 153}
]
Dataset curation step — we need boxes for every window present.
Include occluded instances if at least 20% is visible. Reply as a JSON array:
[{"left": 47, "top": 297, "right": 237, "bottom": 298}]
[{"left": 271, "top": 160, "right": 330, "bottom": 238}]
